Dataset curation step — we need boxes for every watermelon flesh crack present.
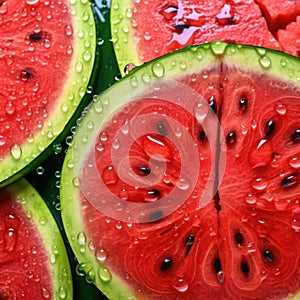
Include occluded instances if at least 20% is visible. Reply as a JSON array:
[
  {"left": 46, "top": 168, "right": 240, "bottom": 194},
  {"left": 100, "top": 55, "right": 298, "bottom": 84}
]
[{"left": 62, "top": 44, "right": 300, "bottom": 300}]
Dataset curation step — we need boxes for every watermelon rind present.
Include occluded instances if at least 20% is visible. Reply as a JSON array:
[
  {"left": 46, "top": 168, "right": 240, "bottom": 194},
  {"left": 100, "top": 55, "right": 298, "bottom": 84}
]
[
  {"left": 110, "top": 0, "right": 143, "bottom": 74},
  {"left": 0, "top": 0, "right": 97, "bottom": 188},
  {"left": 60, "top": 42, "right": 300, "bottom": 299},
  {"left": 4, "top": 178, "right": 73, "bottom": 299}
]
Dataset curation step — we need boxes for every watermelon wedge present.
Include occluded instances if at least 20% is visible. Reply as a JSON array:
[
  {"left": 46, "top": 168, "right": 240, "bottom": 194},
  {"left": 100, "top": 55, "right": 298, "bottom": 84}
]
[
  {"left": 60, "top": 42, "right": 300, "bottom": 299},
  {"left": 110, "top": 0, "right": 282, "bottom": 73},
  {"left": 0, "top": 0, "right": 97, "bottom": 188},
  {"left": 0, "top": 178, "right": 72, "bottom": 299}
]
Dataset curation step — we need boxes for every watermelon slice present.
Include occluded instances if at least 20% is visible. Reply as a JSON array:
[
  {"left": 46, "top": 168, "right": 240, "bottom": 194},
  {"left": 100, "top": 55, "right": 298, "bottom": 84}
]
[
  {"left": 0, "top": 178, "right": 72, "bottom": 299},
  {"left": 60, "top": 42, "right": 300, "bottom": 299},
  {"left": 110, "top": 0, "right": 281, "bottom": 73},
  {"left": 0, "top": 0, "right": 97, "bottom": 187}
]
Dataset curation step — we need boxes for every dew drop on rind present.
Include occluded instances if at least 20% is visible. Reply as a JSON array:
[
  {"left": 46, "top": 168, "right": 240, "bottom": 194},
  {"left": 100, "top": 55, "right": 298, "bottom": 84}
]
[
  {"left": 263, "top": 249, "right": 274, "bottom": 262},
  {"left": 226, "top": 131, "right": 237, "bottom": 145},
  {"left": 151, "top": 62, "right": 165, "bottom": 78},
  {"left": 265, "top": 120, "right": 275, "bottom": 137},
  {"left": 160, "top": 257, "right": 173, "bottom": 271},
  {"left": 124, "top": 63, "right": 136, "bottom": 74},
  {"left": 98, "top": 266, "right": 112, "bottom": 283}
]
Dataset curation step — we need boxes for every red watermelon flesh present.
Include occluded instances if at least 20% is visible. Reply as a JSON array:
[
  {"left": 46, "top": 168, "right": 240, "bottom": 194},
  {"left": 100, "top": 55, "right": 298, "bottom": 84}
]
[
  {"left": 121, "top": 0, "right": 281, "bottom": 64},
  {"left": 72, "top": 49, "right": 300, "bottom": 299},
  {"left": 0, "top": 0, "right": 73, "bottom": 158},
  {"left": 254, "top": 0, "right": 300, "bottom": 32},
  {"left": 277, "top": 16, "right": 300, "bottom": 58}
]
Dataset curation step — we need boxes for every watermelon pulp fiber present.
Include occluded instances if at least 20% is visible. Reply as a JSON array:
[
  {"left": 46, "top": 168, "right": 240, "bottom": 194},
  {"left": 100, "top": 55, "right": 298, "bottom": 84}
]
[
  {"left": 0, "top": 179, "right": 72, "bottom": 299},
  {"left": 110, "top": 0, "right": 300, "bottom": 73},
  {"left": 61, "top": 43, "right": 300, "bottom": 299},
  {"left": 0, "top": 0, "right": 97, "bottom": 187}
]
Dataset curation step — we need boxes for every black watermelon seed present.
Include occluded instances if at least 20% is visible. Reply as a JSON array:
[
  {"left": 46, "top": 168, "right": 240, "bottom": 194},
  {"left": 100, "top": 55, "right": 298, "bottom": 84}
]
[
  {"left": 199, "top": 130, "right": 206, "bottom": 141},
  {"left": 29, "top": 32, "right": 43, "bottom": 40},
  {"left": 241, "top": 262, "right": 249, "bottom": 276},
  {"left": 157, "top": 122, "right": 167, "bottom": 136},
  {"left": 226, "top": 131, "right": 237, "bottom": 145},
  {"left": 20, "top": 69, "right": 32, "bottom": 80},
  {"left": 235, "top": 232, "right": 243, "bottom": 245},
  {"left": 149, "top": 210, "right": 164, "bottom": 221},
  {"left": 147, "top": 189, "right": 160, "bottom": 196},
  {"left": 291, "top": 129, "right": 300, "bottom": 142},
  {"left": 263, "top": 249, "right": 274, "bottom": 262},
  {"left": 281, "top": 174, "right": 297, "bottom": 188},
  {"left": 209, "top": 96, "right": 217, "bottom": 114},
  {"left": 239, "top": 98, "right": 248, "bottom": 111},
  {"left": 185, "top": 234, "right": 195, "bottom": 256},
  {"left": 160, "top": 257, "right": 173, "bottom": 271},
  {"left": 139, "top": 166, "right": 151, "bottom": 175},
  {"left": 265, "top": 120, "right": 276, "bottom": 137},
  {"left": 173, "top": 23, "right": 190, "bottom": 31},
  {"left": 214, "top": 258, "right": 222, "bottom": 274}
]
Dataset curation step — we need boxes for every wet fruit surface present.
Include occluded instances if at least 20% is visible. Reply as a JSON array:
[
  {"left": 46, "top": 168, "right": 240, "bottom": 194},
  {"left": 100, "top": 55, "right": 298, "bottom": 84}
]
[{"left": 60, "top": 43, "right": 300, "bottom": 299}]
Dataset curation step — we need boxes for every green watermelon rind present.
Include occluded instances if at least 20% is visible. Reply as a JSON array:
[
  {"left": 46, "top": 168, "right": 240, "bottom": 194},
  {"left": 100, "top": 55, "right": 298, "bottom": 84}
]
[
  {"left": 60, "top": 42, "right": 300, "bottom": 299},
  {"left": 6, "top": 178, "right": 73, "bottom": 299},
  {"left": 0, "top": 0, "right": 97, "bottom": 188},
  {"left": 110, "top": 0, "right": 142, "bottom": 74}
]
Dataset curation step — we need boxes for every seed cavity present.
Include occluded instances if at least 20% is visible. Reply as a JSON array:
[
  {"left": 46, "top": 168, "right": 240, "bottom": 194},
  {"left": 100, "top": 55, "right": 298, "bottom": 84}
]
[
  {"left": 234, "top": 232, "right": 243, "bottom": 245},
  {"left": 263, "top": 249, "right": 274, "bottom": 262},
  {"left": 239, "top": 97, "right": 248, "bottom": 111},
  {"left": 185, "top": 234, "right": 194, "bottom": 256},
  {"left": 291, "top": 129, "right": 300, "bottom": 143},
  {"left": 241, "top": 261, "right": 249, "bottom": 276},
  {"left": 265, "top": 120, "right": 276, "bottom": 137},
  {"left": 160, "top": 257, "right": 173, "bottom": 271},
  {"left": 226, "top": 131, "right": 237, "bottom": 145},
  {"left": 199, "top": 130, "right": 205, "bottom": 141},
  {"left": 281, "top": 174, "right": 298, "bottom": 189},
  {"left": 157, "top": 122, "right": 167, "bottom": 136},
  {"left": 209, "top": 96, "right": 217, "bottom": 114}
]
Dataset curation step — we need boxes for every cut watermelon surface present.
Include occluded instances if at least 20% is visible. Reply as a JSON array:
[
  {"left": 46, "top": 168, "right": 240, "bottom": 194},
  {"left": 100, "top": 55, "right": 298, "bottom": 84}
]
[
  {"left": 110, "top": 0, "right": 300, "bottom": 74},
  {"left": 60, "top": 42, "right": 300, "bottom": 299},
  {"left": 0, "top": 0, "right": 96, "bottom": 187},
  {"left": 0, "top": 178, "right": 72, "bottom": 299}
]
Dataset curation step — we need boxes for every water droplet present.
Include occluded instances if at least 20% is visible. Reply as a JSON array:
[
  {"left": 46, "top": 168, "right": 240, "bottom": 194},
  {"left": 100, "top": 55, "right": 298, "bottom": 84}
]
[
  {"left": 172, "top": 276, "right": 189, "bottom": 292},
  {"left": 244, "top": 193, "right": 257, "bottom": 204},
  {"left": 77, "top": 232, "right": 86, "bottom": 245},
  {"left": 36, "top": 166, "right": 44, "bottom": 175},
  {"left": 151, "top": 62, "right": 165, "bottom": 78},
  {"left": 0, "top": 135, "right": 7, "bottom": 147},
  {"left": 75, "top": 61, "right": 83, "bottom": 72},
  {"left": 275, "top": 103, "right": 287, "bottom": 115},
  {"left": 41, "top": 287, "right": 51, "bottom": 299},
  {"left": 95, "top": 248, "right": 107, "bottom": 262},
  {"left": 58, "top": 286, "right": 67, "bottom": 299},
  {"left": 251, "top": 177, "right": 267, "bottom": 191},
  {"left": 76, "top": 263, "right": 87, "bottom": 276},
  {"left": 83, "top": 50, "right": 92, "bottom": 62},
  {"left": 176, "top": 178, "right": 190, "bottom": 190},
  {"left": 217, "top": 271, "right": 224, "bottom": 284},
  {"left": 26, "top": 0, "right": 39, "bottom": 5},
  {"left": 98, "top": 266, "right": 112, "bottom": 282},
  {"left": 259, "top": 56, "right": 271, "bottom": 69},
  {"left": 289, "top": 157, "right": 300, "bottom": 169},
  {"left": 10, "top": 144, "right": 22, "bottom": 160},
  {"left": 194, "top": 102, "right": 209, "bottom": 122}
]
